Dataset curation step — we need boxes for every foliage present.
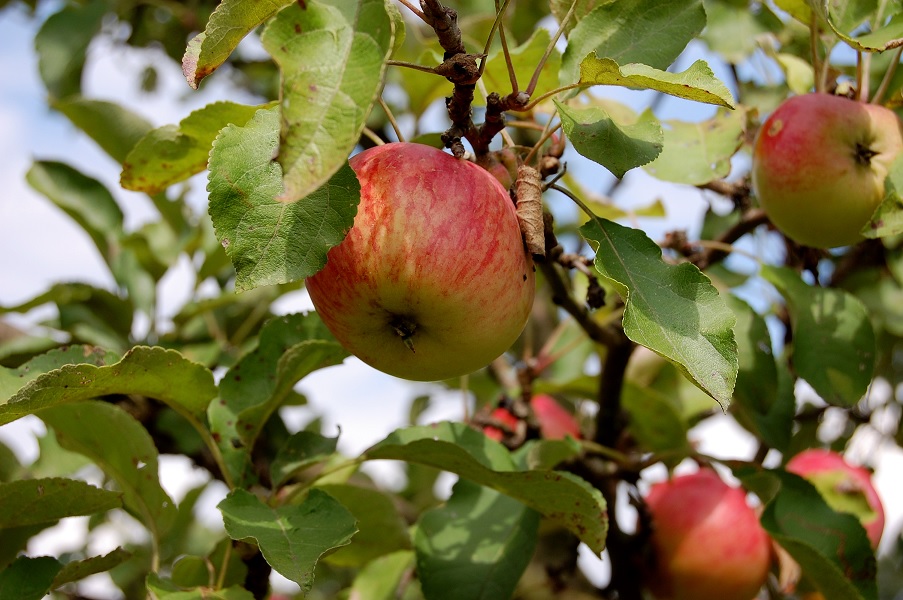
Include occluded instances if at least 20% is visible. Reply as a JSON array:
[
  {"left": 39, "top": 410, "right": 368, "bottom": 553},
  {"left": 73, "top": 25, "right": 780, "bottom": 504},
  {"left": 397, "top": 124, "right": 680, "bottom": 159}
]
[{"left": 1, "top": 0, "right": 903, "bottom": 598}]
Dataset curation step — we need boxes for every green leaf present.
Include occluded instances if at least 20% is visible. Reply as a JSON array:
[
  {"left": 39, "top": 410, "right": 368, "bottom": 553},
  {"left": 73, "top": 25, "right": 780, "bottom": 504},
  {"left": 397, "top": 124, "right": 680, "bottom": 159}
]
[
  {"left": 0, "top": 441, "right": 20, "bottom": 483},
  {"left": 261, "top": 0, "right": 394, "bottom": 202},
  {"left": 738, "top": 468, "right": 877, "bottom": 600},
  {"left": 218, "top": 488, "right": 357, "bottom": 591},
  {"left": 555, "top": 100, "right": 663, "bottom": 178},
  {"left": 621, "top": 382, "right": 690, "bottom": 455},
  {"left": 121, "top": 101, "right": 272, "bottom": 194},
  {"left": 1, "top": 346, "right": 217, "bottom": 427},
  {"left": 727, "top": 296, "right": 794, "bottom": 452},
  {"left": 210, "top": 313, "right": 348, "bottom": 486},
  {"left": 580, "top": 218, "right": 738, "bottom": 405},
  {"left": 53, "top": 97, "right": 154, "bottom": 164},
  {"left": 318, "top": 484, "right": 412, "bottom": 567},
  {"left": 364, "top": 422, "right": 608, "bottom": 554},
  {"left": 38, "top": 401, "right": 177, "bottom": 541},
  {"left": 0, "top": 478, "right": 122, "bottom": 528},
  {"left": 348, "top": 550, "right": 415, "bottom": 600},
  {"left": 52, "top": 549, "right": 131, "bottom": 588},
  {"left": 700, "top": 0, "right": 783, "bottom": 63},
  {"left": 182, "top": 0, "right": 294, "bottom": 89},
  {"left": 643, "top": 108, "right": 746, "bottom": 185},
  {"left": 26, "top": 161, "right": 124, "bottom": 264},
  {"left": 34, "top": 0, "right": 105, "bottom": 99},
  {"left": 1, "top": 283, "right": 133, "bottom": 352},
  {"left": 0, "top": 525, "right": 52, "bottom": 570},
  {"left": 414, "top": 480, "right": 539, "bottom": 600},
  {"left": 549, "top": 0, "right": 600, "bottom": 36},
  {"left": 560, "top": 0, "right": 706, "bottom": 85},
  {"left": 207, "top": 108, "right": 361, "bottom": 291},
  {"left": 146, "top": 573, "right": 254, "bottom": 600},
  {"left": 271, "top": 430, "right": 340, "bottom": 488},
  {"left": 0, "top": 345, "right": 118, "bottom": 403},
  {"left": 575, "top": 54, "right": 735, "bottom": 108},
  {"left": 863, "top": 155, "right": 903, "bottom": 238},
  {"left": 480, "top": 28, "right": 560, "bottom": 103},
  {"left": 0, "top": 556, "right": 62, "bottom": 600},
  {"left": 762, "top": 266, "right": 876, "bottom": 406}
]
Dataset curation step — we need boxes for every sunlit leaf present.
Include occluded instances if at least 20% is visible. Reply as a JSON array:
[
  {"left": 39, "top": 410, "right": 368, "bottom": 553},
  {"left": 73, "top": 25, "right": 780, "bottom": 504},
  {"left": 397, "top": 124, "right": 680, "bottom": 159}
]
[
  {"left": 1, "top": 346, "right": 216, "bottom": 426},
  {"left": 561, "top": 0, "right": 706, "bottom": 85},
  {"left": 146, "top": 573, "right": 254, "bottom": 600},
  {"left": 207, "top": 108, "right": 361, "bottom": 291},
  {"left": 576, "top": 54, "right": 735, "bottom": 108},
  {"left": 555, "top": 100, "right": 663, "bottom": 178},
  {"left": 581, "top": 218, "right": 738, "bottom": 405},
  {"left": 182, "top": 0, "right": 293, "bottom": 89},
  {"left": 365, "top": 422, "right": 608, "bottom": 554},
  {"left": 0, "top": 478, "right": 121, "bottom": 528},
  {"left": 415, "top": 480, "right": 539, "bottom": 600},
  {"left": 348, "top": 550, "right": 415, "bottom": 600},
  {"left": 0, "top": 345, "right": 117, "bottom": 403},
  {"left": 261, "top": 0, "right": 394, "bottom": 202},
  {"left": 863, "top": 155, "right": 903, "bottom": 238},
  {"left": 643, "top": 108, "right": 746, "bottom": 185},
  {"left": 122, "top": 101, "right": 272, "bottom": 194},
  {"left": 219, "top": 488, "right": 357, "bottom": 590}
]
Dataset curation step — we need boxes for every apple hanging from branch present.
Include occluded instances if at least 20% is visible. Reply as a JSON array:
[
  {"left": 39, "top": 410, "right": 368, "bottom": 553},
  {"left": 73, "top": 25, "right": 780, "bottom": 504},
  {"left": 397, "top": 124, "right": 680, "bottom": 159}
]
[
  {"left": 642, "top": 470, "right": 772, "bottom": 600},
  {"left": 306, "top": 142, "right": 535, "bottom": 381},
  {"left": 751, "top": 92, "right": 903, "bottom": 248}
]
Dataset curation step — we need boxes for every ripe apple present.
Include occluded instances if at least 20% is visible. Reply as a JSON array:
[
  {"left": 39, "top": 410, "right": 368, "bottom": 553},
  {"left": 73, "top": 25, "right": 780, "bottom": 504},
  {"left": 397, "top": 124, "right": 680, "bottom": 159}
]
[
  {"left": 751, "top": 93, "right": 903, "bottom": 248},
  {"left": 306, "top": 142, "right": 535, "bottom": 381},
  {"left": 530, "top": 394, "right": 581, "bottom": 440},
  {"left": 643, "top": 470, "right": 772, "bottom": 600},
  {"left": 785, "top": 448, "right": 885, "bottom": 549},
  {"left": 483, "top": 407, "right": 520, "bottom": 441}
]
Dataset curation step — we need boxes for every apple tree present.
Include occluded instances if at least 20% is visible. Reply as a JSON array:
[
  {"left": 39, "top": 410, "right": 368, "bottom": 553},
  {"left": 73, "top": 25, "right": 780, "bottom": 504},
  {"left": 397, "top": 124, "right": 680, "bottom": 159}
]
[{"left": 2, "top": 0, "right": 903, "bottom": 598}]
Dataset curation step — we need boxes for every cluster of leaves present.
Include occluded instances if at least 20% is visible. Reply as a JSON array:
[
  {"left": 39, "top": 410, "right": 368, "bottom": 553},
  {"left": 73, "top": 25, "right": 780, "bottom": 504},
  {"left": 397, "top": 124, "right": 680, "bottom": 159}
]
[{"left": 2, "top": 0, "right": 903, "bottom": 599}]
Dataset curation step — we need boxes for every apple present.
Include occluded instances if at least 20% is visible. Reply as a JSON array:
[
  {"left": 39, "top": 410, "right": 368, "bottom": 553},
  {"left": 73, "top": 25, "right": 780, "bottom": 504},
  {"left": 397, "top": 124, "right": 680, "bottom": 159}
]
[
  {"left": 530, "top": 394, "right": 581, "bottom": 440},
  {"left": 643, "top": 470, "right": 772, "bottom": 600},
  {"left": 751, "top": 93, "right": 903, "bottom": 248},
  {"left": 483, "top": 407, "right": 520, "bottom": 441},
  {"left": 306, "top": 142, "right": 535, "bottom": 381},
  {"left": 785, "top": 448, "right": 885, "bottom": 549}
]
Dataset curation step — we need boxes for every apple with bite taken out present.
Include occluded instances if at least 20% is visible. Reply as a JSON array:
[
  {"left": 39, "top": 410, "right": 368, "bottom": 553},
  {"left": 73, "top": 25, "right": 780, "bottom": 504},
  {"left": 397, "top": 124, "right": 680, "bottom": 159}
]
[
  {"left": 751, "top": 93, "right": 903, "bottom": 248},
  {"left": 306, "top": 142, "right": 535, "bottom": 381}
]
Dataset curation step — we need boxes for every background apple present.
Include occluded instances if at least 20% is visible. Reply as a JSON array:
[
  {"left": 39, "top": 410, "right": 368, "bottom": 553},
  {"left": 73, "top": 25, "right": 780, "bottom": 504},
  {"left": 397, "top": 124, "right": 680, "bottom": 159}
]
[
  {"left": 786, "top": 448, "right": 885, "bottom": 548},
  {"left": 306, "top": 142, "right": 535, "bottom": 381},
  {"left": 484, "top": 407, "right": 520, "bottom": 441},
  {"left": 642, "top": 469, "right": 772, "bottom": 600},
  {"left": 531, "top": 394, "right": 581, "bottom": 440},
  {"left": 751, "top": 93, "right": 903, "bottom": 248}
]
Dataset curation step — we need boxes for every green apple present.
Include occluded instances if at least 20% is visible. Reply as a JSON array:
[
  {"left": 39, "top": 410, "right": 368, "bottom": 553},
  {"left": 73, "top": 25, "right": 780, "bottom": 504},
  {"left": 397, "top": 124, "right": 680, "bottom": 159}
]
[
  {"left": 306, "top": 142, "right": 535, "bottom": 381},
  {"left": 643, "top": 470, "right": 772, "bottom": 600},
  {"left": 751, "top": 93, "right": 903, "bottom": 248}
]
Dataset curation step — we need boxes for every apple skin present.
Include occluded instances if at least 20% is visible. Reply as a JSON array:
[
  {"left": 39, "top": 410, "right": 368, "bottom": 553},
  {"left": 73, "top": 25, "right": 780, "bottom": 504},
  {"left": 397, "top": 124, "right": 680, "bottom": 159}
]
[
  {"left": 751, "top": 93, "right": 903, "bottom": 248},
  {"left": 785, "top": 448, "right": 885, "bottom": 549},
  {"left": 531, "top": 394, "right": 581, "bottom": 440},
  {"left": 484, "top": 407, "right": 520, "bottom": 441},
  {"left": 643, "top": 470, "right": 772, "bottom": 600},
  {"left": 306, "top": 142, "right": 535, "bottom": 381}
]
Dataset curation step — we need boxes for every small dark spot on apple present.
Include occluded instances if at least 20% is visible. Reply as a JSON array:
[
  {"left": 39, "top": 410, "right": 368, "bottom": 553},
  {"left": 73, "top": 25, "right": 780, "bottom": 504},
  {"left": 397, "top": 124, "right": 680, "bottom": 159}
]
[{"left": 522, "top": 273, "right": 527, "bottom": 281}]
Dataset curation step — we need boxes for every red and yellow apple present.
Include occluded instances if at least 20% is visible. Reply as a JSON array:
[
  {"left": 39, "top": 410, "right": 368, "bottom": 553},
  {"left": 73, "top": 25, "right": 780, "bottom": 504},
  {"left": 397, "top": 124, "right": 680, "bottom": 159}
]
[
  {"left": 751, "top": 93, "right": 903, "bottom": 248},
  {"left": 786, "top": 448, "right": 885, "bottom": 549},
  {"left": 642, "top": 470, "right": 772, "bottom": 600},
  {"left": 306, "top": 142, "right": 535, "bottom": 381},
  {"left": 531, "top": 394, "right": 581, "bottom": 440},
  {"left": 483, "top": 407, "right": 520, "bottom": 441}
]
